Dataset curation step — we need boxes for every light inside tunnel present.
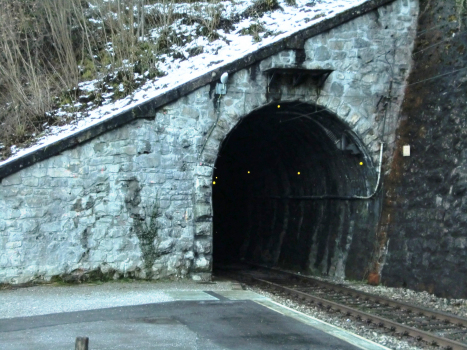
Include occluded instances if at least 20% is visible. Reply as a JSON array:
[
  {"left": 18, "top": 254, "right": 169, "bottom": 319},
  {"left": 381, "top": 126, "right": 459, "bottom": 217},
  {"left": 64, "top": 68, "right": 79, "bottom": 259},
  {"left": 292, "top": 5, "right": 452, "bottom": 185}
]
[{"left": 212, "top": 101, "right": 380, "bottom": 279}]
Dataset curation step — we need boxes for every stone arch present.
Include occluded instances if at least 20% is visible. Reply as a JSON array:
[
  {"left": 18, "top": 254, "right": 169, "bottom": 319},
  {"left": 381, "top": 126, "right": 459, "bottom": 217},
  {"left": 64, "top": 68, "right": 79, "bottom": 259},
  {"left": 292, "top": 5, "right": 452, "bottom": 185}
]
[
  {"left": 0, "top": 0, "right": 418, "bottom": 283},
  {"left": 194, "top": 96, "right": 383, "bottom": 279}
]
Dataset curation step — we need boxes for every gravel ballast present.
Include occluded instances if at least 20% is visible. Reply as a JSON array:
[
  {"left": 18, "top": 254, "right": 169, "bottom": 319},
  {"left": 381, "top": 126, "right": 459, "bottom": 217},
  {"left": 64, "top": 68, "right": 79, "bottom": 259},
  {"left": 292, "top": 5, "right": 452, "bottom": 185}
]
[
  {"left": 245, "top": 274, "right": 467, "bottom": 350},
  {"left": 1, "top": 277, "right": 466, "bottom": 350}
]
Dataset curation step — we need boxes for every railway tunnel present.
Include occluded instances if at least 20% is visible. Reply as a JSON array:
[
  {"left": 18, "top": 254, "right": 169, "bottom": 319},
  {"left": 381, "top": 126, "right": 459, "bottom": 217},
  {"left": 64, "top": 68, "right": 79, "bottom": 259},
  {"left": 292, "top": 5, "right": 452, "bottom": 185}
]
[{"left": 212, "top": 101, "right": 382, "bottom": 279}]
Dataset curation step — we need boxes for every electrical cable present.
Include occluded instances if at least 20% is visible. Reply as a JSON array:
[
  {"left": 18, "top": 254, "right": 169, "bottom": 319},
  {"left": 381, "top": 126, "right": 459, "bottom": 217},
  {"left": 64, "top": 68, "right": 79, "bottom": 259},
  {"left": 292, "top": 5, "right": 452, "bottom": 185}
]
[
  {"left": 265, "top": 142, "right": 384, "bottom": 200},
  {"left": 203, "top": 20, "right": 467, "bottom": 193},
  {"left": 198, "top": 94, "right": 222, "bottom": 159},
  {"left": 415, "top": 22, "right": 457, "bottom": 37},
  {"left": 213, "top": 20, "right": 467, "bottom": 101},
  {"left": 215, "top": 61, "right": 467, "bottom": 99},
  {"left": 262, "top": 38, "right": 394, "bottom": 201},
  {"left": 278, "top": 110, "right": 339, "bottom": 143},
  {"left": 406, "top": 66, "right": 467, "bottom": 87},
  {"left": 412, "top": 29, "right": 467, "bottom": 56}
]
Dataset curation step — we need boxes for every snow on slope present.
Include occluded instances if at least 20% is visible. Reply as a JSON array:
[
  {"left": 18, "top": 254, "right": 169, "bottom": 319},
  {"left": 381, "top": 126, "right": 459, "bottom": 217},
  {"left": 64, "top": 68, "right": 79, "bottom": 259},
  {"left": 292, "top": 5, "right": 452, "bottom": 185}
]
[{"left": 0, "top": 0, "right": 367, "bottom": 167}]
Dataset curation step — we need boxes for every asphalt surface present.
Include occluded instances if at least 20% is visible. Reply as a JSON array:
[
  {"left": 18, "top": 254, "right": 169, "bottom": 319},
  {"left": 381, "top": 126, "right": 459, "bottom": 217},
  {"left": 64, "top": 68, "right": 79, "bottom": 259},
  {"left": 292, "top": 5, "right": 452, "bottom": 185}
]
[
  {"left": 0, "top": 293, "right": 364, "bottom": 350},
  {"left": 0, "top": 282, "right": 391, "bottom": 350}
]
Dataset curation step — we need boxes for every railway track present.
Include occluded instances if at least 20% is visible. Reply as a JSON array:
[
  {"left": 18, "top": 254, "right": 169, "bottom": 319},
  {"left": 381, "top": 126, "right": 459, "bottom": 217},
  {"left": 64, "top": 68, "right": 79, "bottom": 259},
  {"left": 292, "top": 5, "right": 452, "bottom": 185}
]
[{"left": 218, "top": 264, "right": 467, "bottom": 350}]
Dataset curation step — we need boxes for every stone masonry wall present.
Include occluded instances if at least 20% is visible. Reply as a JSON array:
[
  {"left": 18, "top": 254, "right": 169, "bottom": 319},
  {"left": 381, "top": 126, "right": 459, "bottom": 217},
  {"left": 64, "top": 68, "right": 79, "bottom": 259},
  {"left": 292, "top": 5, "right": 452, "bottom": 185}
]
[
  {"left": 379, "top": 0, "right": 467, "bottom": 298},
  {"left": 0, "top": 0, "right": 417, "bottom": 284}
]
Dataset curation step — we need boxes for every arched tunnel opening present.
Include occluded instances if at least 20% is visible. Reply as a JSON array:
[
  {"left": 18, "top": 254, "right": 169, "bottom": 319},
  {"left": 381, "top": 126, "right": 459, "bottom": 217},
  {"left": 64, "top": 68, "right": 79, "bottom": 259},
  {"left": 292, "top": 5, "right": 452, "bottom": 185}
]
[{"left": 212, "top": 101, "right": 381, "bottom": 279}]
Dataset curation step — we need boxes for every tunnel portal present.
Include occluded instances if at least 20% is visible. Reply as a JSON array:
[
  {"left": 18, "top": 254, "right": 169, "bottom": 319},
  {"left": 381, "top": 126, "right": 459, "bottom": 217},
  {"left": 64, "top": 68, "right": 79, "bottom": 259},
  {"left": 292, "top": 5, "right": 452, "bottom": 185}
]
[{"left": 212, "top": 101, "right": 381, "bottom": 279}]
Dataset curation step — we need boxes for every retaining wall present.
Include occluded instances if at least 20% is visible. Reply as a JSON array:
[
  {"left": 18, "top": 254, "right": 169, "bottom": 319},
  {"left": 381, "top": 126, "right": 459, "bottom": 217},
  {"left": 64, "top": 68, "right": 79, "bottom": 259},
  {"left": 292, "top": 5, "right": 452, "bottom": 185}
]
[{"left": 0, "top": 0, "right": 418, "bottom": 284}]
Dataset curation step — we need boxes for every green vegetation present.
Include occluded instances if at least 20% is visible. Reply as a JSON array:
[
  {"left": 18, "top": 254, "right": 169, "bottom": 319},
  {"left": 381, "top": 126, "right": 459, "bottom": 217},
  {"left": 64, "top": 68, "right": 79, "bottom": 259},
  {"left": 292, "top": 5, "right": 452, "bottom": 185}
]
[
  {"left": 240, "top": 22, "right": 266, "bottom": 42},
  {"left": 0, "top": 0, "right": 220, "bottom": 158},
  {"left": 243, "top": 0, "right": 280, "bottom": 17},
  {"left": 134, "top": 199, "right": 162, "bottom": 278}
]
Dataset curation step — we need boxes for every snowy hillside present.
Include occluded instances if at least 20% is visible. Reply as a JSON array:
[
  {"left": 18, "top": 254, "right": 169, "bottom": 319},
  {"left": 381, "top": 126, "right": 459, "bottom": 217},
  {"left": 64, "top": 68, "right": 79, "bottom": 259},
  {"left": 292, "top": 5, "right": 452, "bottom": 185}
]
[{"left": 0, "top": 0, "right": 368, "bottom": 167}]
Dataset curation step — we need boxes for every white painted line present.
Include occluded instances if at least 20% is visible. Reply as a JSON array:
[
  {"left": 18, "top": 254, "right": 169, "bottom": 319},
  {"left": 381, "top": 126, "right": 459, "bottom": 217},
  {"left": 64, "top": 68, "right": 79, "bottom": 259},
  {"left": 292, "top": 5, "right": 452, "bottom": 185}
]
[{"left": 255, "top": 299, "right": 392, "bottom": 350}]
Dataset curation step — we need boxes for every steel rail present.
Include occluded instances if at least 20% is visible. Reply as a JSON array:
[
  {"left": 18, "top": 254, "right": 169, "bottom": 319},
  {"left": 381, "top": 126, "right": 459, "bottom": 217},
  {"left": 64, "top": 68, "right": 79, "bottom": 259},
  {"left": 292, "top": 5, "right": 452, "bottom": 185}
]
[
  {"left": 252, "top": 277, "right": 467, "bottom": 350},
  {"left": 220, "top": 264, "right": 467, "bottom": 350},
  {"left": 261, "top": 266, "right": 467, "bottom": 329}
]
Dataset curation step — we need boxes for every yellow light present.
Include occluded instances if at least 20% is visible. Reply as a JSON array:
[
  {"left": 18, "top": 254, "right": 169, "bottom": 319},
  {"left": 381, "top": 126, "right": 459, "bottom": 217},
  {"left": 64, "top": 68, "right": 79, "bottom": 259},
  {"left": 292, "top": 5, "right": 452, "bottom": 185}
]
[
  {"left": 248, "top": 171, "right": 250, "bottom": 174},
  {"left": 213, "top": 181, "right": 216, "bottom": 185},
  {"left": 359, "top": 162, "right": 363, "bottom": 166},
  {"left": 216, "top": 176, "right": 218, "bottom": 179},
  {"left": 277, "top": 105, "right": 280, "bottom": 108},
  {"left": 297, "top": 172, "right": 301, "bottom": 175}
]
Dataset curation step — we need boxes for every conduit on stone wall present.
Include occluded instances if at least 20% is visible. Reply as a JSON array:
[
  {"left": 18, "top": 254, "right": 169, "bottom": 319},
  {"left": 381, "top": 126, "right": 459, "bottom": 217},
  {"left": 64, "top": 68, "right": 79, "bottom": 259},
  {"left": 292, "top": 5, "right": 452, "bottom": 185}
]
[{"left": 212, "top": 102, "right": 382, "bottom": 279}]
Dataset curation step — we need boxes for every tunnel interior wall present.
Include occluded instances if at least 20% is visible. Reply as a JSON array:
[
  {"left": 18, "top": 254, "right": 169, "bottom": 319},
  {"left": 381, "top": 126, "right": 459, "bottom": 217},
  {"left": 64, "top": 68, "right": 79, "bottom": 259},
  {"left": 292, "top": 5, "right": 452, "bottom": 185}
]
[
  {"left": 379, "top": 0, "right": 467, "bottom": 298},
  {"left": 206, "top": 0, "right": 417, "bottom": 280},
  {"left": 212, "top": 102, "right": 381, "bottom": 280}
]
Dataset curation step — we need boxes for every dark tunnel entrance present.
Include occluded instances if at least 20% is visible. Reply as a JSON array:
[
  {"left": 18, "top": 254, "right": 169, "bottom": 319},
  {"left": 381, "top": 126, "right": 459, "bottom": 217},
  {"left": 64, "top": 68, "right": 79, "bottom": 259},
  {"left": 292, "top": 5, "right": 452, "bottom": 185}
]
[{"left": 212, "top": 101, "right": 381, "bottom": 279}]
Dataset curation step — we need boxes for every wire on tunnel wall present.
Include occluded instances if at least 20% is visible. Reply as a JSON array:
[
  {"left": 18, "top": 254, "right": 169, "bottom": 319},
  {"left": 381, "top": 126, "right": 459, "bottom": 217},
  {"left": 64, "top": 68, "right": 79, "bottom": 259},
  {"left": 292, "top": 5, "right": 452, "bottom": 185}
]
[
  {"left": 198, "top": 95, "right": 223, "bottom": 160},
  {"left": 212, "top": 99, "right": 387, "bottom": 271},
  {"left": 215, "top": 101, "right": 385, "bottom": 202},
  {"left": 265, "top": 142, "right": 383, "bottom": 201},
  {"left": 251, "top": 102, "right": 386, "bottom": 201}
]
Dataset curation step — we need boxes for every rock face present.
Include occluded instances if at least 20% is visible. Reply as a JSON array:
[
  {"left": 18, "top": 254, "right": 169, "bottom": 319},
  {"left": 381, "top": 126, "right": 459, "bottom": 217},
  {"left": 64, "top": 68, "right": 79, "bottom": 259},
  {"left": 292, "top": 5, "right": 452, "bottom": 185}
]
[
  {"left": 379, "top": 0, "right": 467, "bottom": 298},
  {"left": 0, "top": 0, "right": 418, "bottom": 285}
]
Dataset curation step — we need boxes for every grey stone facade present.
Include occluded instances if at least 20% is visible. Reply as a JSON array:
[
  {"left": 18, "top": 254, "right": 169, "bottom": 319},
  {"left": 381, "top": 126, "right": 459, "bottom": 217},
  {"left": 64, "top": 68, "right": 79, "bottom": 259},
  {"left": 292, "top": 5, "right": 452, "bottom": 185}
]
[
  {"left": 378, "top": 0, "right": 467, "bottom": 298},
  {"left": 0, "top": 0, "right": 418, "bottom": 284}
]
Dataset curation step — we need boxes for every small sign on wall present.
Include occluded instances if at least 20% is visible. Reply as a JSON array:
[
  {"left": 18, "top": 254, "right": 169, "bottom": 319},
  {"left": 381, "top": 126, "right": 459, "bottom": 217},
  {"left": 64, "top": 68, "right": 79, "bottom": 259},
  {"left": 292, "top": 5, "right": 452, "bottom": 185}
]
[{"left": 403, "top": 145, "right": 410, "bottom": 157}]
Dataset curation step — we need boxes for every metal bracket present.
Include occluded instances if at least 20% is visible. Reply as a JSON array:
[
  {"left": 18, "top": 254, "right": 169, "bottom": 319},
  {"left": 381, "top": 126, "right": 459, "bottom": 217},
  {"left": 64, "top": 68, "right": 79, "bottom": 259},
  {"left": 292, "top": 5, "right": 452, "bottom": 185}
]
[
  {"left": 215, "top": 83, "right": 227, "bottom": 95},
  {"left": 263, "top": 68, "right": 333, "bottom": 89},
  {"left": 317, "top": 71, "right": 332, "bottom": 89},
  {"left": 337, "top": 133, "right": 361, "bottom": 155}
]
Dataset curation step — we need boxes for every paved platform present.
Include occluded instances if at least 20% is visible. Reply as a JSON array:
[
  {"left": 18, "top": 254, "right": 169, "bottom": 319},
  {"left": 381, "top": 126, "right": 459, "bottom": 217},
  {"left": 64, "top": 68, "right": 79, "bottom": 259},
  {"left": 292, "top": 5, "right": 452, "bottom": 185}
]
[{"left": 0, "top": 282, "right": 390, "bottom": 350}]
